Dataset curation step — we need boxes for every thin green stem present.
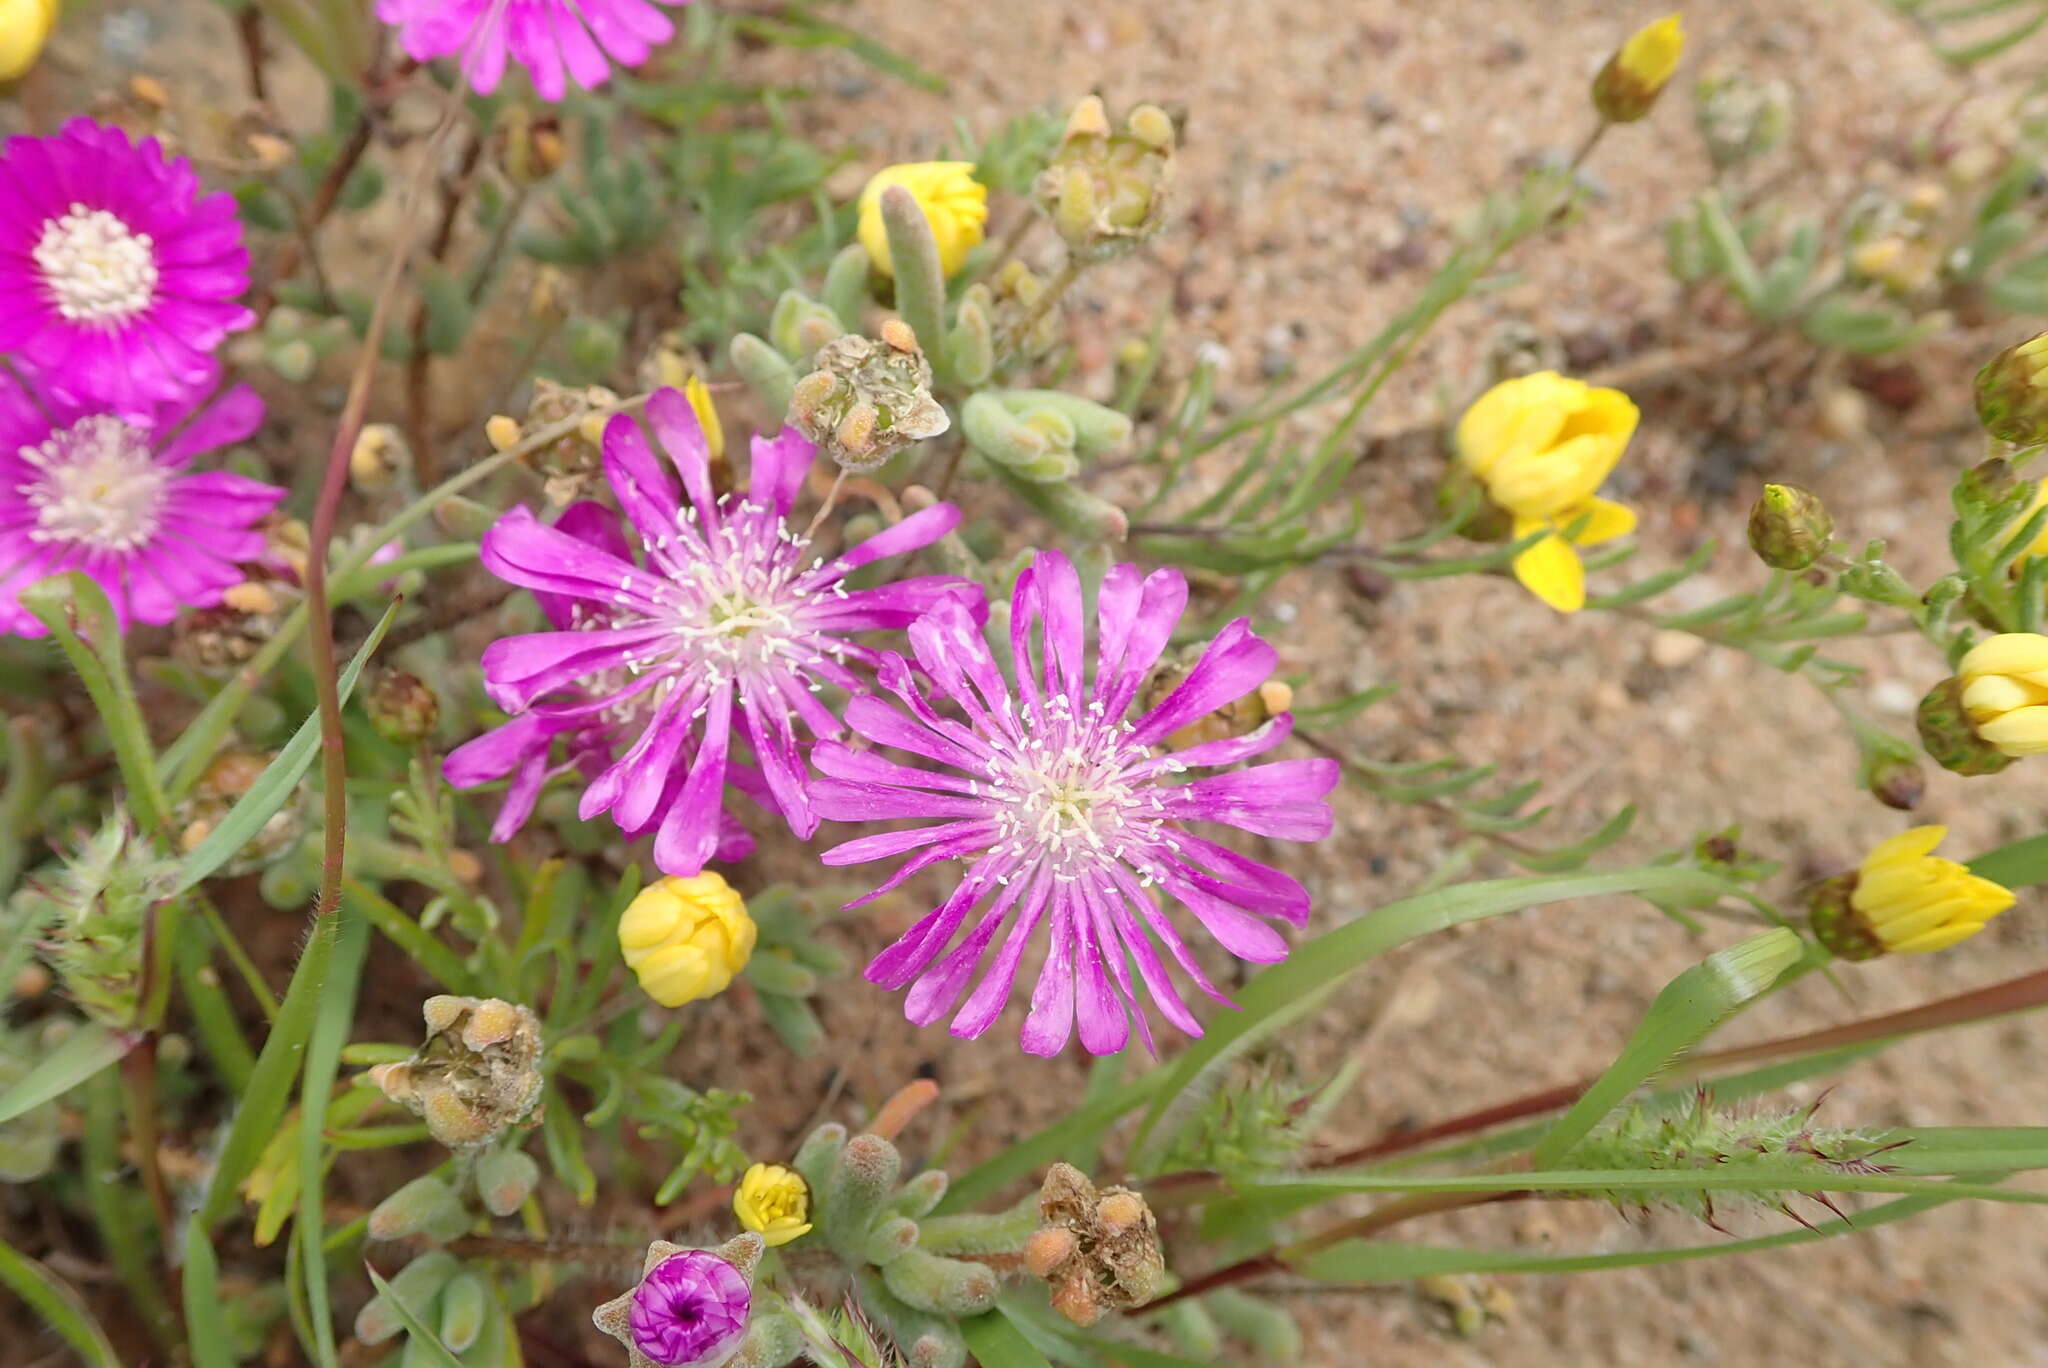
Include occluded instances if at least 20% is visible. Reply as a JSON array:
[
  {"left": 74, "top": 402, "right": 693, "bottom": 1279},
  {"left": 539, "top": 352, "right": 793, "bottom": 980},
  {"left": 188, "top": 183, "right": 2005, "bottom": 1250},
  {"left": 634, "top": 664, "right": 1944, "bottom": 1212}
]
[{"left": 195, "top": 896, "right": 280, "bottom": 1021}]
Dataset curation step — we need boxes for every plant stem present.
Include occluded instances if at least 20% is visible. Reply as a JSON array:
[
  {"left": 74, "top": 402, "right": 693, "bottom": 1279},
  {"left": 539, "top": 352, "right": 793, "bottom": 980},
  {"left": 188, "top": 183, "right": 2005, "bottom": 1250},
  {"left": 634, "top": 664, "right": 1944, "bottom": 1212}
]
[
  {"left": 119, "top": 1040, "right": 182, "bottom": 1316},
  {"left": 305, "top": 102, "right": 465, "bottom": 926},
  {"left": 259, "top": 107, "right": 375, "bottom": 311},
  {"left": 196, "top": 895, "right": 281, "bottom": 1021}
]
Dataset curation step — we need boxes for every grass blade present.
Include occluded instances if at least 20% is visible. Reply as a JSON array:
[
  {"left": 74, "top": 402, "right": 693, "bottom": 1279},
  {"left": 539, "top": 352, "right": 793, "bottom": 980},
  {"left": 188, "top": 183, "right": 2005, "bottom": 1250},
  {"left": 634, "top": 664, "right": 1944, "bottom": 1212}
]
[
  {"left": 0, "top": 1236, "right": 122, "bottom": 1367},
  {"left": 0, "top": 1021, "right": 129, "bottom": 1124},
  {"left": 1529, "top": 929, "right": 1804, "bottom": 1167},
  {"left": 299, "top": 902, "right": 371, "bottom": 1365},
  {"left": 1131, "top": 865, "right": 1739, "bottom": 1154},
  {"left": 20, "top": 572, "right": 168, "bottom": 831}
]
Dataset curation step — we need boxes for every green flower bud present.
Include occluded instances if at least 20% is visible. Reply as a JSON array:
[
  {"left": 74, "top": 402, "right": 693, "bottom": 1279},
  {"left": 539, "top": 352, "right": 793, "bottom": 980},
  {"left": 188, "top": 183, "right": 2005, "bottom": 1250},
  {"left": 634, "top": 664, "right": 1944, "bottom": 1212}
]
[
  {"left": 1747, "top": 482, "right": 1833, "bottom": 570},
  {"left": 1976, "top": 332, "right": 2048, "bottom": 445},
  {"left": 16, "top": 815, "right": 174, "bottom": 1028},
  {"left": 731, "top": 332, "right": 798, "bottom": 422},
  {"left": 769, "top": 289, "right": 846, "bottom": 364},
  {"left": 367, "top": 669, "right": 441, "bottom": 747},
  {"left": 1916, "top": 675, "right": 2014, "bottom": 776}
]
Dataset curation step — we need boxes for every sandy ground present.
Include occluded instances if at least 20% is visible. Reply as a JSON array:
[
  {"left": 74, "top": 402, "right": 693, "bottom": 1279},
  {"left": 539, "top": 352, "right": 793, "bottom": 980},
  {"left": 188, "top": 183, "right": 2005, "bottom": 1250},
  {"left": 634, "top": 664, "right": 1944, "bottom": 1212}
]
[{"left": 9, "top": 1, "right": 2048, "bottom": 1366}]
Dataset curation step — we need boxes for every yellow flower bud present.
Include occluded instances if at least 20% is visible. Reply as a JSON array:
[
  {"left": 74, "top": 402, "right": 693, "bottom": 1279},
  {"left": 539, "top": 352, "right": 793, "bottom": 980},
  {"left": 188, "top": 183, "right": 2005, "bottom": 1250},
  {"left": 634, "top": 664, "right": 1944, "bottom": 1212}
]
[
  {"left": 619, "top": 873, "right": 756, "bottom": 1007},
  {"left": 1455, "top": 371, "right": 1640, "bottom": 612},
  {"left": 857, "top": 162, "right": 988, "bottom": 278},
  {"left": 732, "top": 1162, "right": 812, "bottom": 1247},
  {"left": 1593, "top": 14, "right": 1685, "bottom": 123},
  {"left": 1817, "top": 826, "right": 2015, "bottom": 957},
  {"left": 1957, "top": 632, "right": 2048, "bottom": 757},
  {"left": 0, "top": 0, "right": 56, "bottom": 82}
]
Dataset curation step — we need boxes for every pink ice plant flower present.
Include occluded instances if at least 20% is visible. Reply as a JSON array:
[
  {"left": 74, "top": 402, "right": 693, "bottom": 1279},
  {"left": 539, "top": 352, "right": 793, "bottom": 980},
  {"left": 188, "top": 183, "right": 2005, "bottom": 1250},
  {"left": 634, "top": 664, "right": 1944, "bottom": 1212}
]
[
  {"left": 0, "top": 119, "right": 255, "bottom": 414},
  {"left": 448, "top": 387, "right": 979, "bottom": 873},
  {"left": 375, "top": 0, "right": 689, "bottom": 100},
  {"left": 811, "top": 549, "right": 1341, "bottom": 1057},
  {"left": 0, "top": 369, "right": 283, "bottom": 638}
]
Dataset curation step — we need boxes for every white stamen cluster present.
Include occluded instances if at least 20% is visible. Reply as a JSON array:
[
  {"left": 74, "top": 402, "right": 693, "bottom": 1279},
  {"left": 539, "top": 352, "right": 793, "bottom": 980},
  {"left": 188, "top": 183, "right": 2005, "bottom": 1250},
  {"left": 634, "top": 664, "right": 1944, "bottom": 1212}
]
[
  {"left": 624, "top": 502, "right": 850, "bottom": 694},
  {"left": 983, "top": 695, "right": 1173, "bottom": 885},
  {"left": 33, "top": 204, "right": 160, "bottom": 324},
  {"left": 22, "top": 415, "right": 171, "bottom": 552}
]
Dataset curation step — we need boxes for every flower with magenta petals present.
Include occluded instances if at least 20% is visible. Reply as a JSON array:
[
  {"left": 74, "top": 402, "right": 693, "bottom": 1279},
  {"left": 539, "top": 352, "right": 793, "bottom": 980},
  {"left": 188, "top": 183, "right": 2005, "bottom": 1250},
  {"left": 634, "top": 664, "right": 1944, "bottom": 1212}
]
[
  {"left": 0, "top": 369, "right": 283, "bottom": 638},
  {"left": 0, "top": 118, "right": 255, "bottom": 413},
  {"left": 812, "top": 549, "right": 1341, "bottom": 1057},
  {"left": 450, "top": 387, "right": 978, "bottom": 874},
  {"left": 593, "top": 1234, "right": 761, "bottom": 1368},
  {"left": 375, "top": 0, "right": 689, "bottom": 100}
]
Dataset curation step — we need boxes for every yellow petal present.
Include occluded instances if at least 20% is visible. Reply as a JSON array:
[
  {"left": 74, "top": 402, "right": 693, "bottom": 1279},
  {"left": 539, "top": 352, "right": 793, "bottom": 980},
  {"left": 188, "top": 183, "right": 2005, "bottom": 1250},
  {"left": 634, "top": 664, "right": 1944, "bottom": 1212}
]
[
  {"left": 1566, "top": 496, "right": 1637, "bottom": 547},
  {"left": 1976, "top": 706, "right": 2048, "bottom": 755},
  {"left": 1960, "top": 632, "right": 2048, "bottom": 680},
  {"left": 1454, "top": 372, "right": 1580, "bottom": 479},
  {"left": 1510, "top": 523, "right": 1587, "bottom": 613},
  {"left": 1889, "top": 923, "right": 1988, "bottom": 955},
  {"left": 1619, "top": 14, "right": 1686, "bottom": 88},
  {"left": 1960, "top": 673, "right": 2047, "bottom": 719},
  {"left": 1859, "top": 825, "right": 1947, "bottom": 872}
]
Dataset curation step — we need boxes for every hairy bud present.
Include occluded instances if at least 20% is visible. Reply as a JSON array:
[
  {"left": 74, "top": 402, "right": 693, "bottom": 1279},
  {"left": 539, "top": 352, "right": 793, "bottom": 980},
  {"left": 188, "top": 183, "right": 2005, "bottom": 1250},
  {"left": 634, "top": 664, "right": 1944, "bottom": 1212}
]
[{"left": 1746, "top": 483, "right": 1833, "bottom": 570}]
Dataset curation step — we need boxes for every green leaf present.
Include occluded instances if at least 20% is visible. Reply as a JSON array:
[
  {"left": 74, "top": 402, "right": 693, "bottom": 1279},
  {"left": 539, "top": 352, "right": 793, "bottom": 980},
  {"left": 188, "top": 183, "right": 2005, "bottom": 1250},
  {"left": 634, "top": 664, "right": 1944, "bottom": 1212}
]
[
  {"left": 1529, "top": 929, "right": 1804, "bottom": 1167},
  {"left": 299, "top": 903, "right": 371, "bottom": 1366},
  {"left": 197, "top": 911, "right": 341, "bottom": 1230},
  {"left": 0, "top": 1021, "right": 129, "bottom": 1124},
  {"left": 961, "top": 1309, "right": 1058, "bottom": 1368},
  {"left": 183, "top": 1224, "right": 238, "bottom": 1368},
  {"left": 170, "top": 601, "right": 399, "bottom": 895},
  {"left": 362, "top": 1264, "right": 467, "bottom": 1368},
  {"left": 0, "top": 1236, "right": 122, "bottom": 1368},
  {"left": 1967, "top": 833, "right": 2048, "bottom": 888},
  {"left": 1132, "top": 866, "right": 1740, "bottom": 1155},
  {"left": 20, "top": 572, "right": 169, "bottom": 831},
  {"left": 1297, "top": 1191, "right": 1959, "bottom": 1281}
]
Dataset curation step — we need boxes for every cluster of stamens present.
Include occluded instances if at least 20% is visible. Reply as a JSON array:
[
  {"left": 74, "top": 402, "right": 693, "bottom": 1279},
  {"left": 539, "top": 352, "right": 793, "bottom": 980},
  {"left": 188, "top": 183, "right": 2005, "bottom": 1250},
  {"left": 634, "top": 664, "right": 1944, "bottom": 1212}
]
[
  {"left": 21, "top": 416, "right": 170, "bottom": 552},
  {"left": 33, "top": 204, "right": 159, "bottom": 324},
  {"left": 981, "top": 697, "right": 1186, "bottom": 887}
]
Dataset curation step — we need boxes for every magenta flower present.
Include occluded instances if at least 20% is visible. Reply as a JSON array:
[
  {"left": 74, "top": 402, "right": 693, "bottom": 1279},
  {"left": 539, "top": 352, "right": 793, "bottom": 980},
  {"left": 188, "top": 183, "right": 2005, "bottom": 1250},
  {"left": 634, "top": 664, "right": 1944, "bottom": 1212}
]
[
  {"left": 375, "top": 0, "right": 688, "bottom": 100},
  {"left": 626, "top": 1250, "right": 750, "bottom": 1367},
  {"left": 812, "top": 550, "right": 1340, "bottom": 1057},
  {"left": 0, "top": 119, "right": 254, "bottom": 414},
  {"left": 452, "top": 387, "right": 977, "bottom": 874},
  {"left": 444, "top": 500, "right": 757, "bottom": 860},
  {"left": 0, "top": 369, "right": 283, "bottom": 638}
]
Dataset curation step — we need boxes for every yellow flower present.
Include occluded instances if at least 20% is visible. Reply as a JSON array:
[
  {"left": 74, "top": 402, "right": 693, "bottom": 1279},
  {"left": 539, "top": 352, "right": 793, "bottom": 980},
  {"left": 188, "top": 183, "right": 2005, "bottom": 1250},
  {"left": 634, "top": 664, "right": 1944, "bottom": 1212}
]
[
  {"left": 619, "top": 873, "right": 756, "bottom": 1007},
  {"left": 1455, "top": 371, "right": 1640, "bottom": 612},
  {"left": 1593, "top": 14, "right": 1685, "bottom": 123},
  {"left": 1958, "top": 632, "right": 2048, "bottom": 757},
  {"left": 1, "top": 0, "right": 56, "bottom": 81},
  {"left": 733, "top": 1162, "right": 812, "bottom": 1247},
  {"left": 857, "top": 162, "right": 988, "bottom": 278},
  {"left": 1850, "top": 826, "right": 2014, "bottom": 954}
]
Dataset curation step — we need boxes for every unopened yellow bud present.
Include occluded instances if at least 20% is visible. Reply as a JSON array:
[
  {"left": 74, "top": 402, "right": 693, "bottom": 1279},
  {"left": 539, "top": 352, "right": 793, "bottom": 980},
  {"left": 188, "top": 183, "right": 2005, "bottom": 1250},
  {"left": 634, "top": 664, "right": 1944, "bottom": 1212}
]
[
  {"left": 1746, "top": 483, "right": 1832, "bottom": 570},
  {"left": 0, "top": 0, "right": 55, "bottom": 82},
  {"left": 1957, "top": 632, "right": 2048, "bottom": 757},
  {"left": 856, "top": 161, "right": 988, "bottom": 278},
  {"left": 732, "top": 1162, "right": 812, "bottom": 1247},
  {"left": 1811, "top": 826, "right": 2014, "bottom": 959},
  {"left": 619, "top": 873, "right": 756, "bottom": 1007},
  {"left": 485, "top": 414, "right": 522, "bottom": 452},
  {"left": 1593, "top": 14, "right": 1685, "bottom": 123}
]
